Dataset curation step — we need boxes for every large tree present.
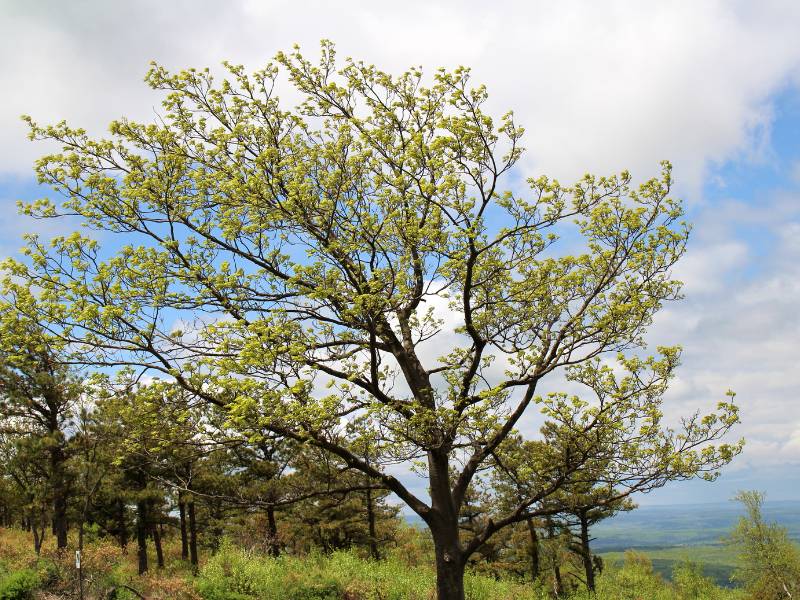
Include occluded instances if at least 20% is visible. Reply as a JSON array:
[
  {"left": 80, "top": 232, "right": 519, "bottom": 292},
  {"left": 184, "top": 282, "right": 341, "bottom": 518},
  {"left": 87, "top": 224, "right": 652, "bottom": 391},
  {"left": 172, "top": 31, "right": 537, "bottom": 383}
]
[{"left": 6, "top": 43, "right": 741, "bottom": 599}]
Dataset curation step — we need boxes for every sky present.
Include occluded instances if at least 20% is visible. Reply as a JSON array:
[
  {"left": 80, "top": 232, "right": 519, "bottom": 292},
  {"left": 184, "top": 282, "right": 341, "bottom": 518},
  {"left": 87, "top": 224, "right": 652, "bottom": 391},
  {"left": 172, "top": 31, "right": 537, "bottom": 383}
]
[{"left": 1, "top": 0, "right": 800, "bottom": 505}]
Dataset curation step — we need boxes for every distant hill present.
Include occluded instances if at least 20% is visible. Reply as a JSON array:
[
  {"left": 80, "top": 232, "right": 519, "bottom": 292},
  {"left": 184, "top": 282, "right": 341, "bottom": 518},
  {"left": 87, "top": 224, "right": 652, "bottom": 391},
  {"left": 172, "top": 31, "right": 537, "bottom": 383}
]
[
  {"left": 591, "top": 500, "right": 800, "bottom": 551},
  {"left": 402, "top": 500, "right": 800, "bottom": 550},
  {"left": 402, "top": 501, "right": 800, "bottom": 587}
]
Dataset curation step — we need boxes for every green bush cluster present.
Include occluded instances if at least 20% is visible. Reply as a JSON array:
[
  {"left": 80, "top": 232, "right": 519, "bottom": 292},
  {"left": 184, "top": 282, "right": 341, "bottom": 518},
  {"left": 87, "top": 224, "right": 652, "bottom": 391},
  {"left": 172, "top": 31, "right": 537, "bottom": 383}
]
[
  {"left": 568, "top": 553, "right": 743, "bottom": 600},
  {"left": 0, "top": 568, "right": 39, "bottom": 600}
]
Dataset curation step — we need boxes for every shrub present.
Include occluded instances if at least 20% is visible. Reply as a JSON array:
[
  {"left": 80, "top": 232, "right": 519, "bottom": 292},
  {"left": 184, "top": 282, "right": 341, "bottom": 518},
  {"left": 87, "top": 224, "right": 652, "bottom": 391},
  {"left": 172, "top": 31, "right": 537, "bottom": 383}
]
[
  {"left": 672, "top": 561, "right": 727, "bottom": 600},
  {"left": 0, "top": 569, "right": 40, "bottom": 600},
  {"left": 284, "top": 578, "right": 342, "bottom": 600}
]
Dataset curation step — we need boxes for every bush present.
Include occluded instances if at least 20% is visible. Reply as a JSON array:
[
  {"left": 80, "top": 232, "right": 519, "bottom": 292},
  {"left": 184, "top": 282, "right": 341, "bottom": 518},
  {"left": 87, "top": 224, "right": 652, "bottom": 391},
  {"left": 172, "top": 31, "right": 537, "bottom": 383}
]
[
  {"left": 672, "top": 561, "right": 727, "bottom": 600},
  {"left": 284, "top": 579, "right": 342, "bottom": 600},
  {"left": 0, "top": 569, "right": 40, "bottom": 600}
]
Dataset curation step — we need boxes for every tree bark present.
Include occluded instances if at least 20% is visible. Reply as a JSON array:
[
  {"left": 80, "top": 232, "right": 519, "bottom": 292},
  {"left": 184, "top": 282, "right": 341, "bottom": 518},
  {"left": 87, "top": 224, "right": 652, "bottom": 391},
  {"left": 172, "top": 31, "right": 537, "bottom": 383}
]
[
  {"left": 526, "top": 518, "right": 540, "bottom": 581},
  {"left": 135, "top": 498, "right": 149, "bottom": 575},
  {"left": 365, "top": 487, "right": 380, "bottom": 560},
  {"left": 432, "top": 530, "right": 466, "bottom": 600},
  {"left": 116, "top": 499, "right": 128, "bottom": 549},
  {"left": 32, "top": 515, "right": 44, "bottom": 555},
  {"left": 50, "top": 440, "right": 69, "bottom": 549},
  {"left": 428, "top": 449, "right": 466, "bottom": 600},
  {"left": 178, "top": 498, "right": 189, "bottom": 560},
  {"left": 578, "top": 510, "right": 595, "bottom": 592},
  {"left": 546, "top": 519, "right": 563, "bottom": 597},
  {"left": 553, "top": 564, "right": 564, "bottom": 597},
  {"left": 152, "top": 522, "right": 164, "bottom": 568},
  {"left": 266, "top": 504, "right": 279, "bottom": 557},
  {"left": 150, "top": 499, "right": 164, "bottom": 569},
  {"left": 188, "top": 500, "right": 198, "bottom": 572}
]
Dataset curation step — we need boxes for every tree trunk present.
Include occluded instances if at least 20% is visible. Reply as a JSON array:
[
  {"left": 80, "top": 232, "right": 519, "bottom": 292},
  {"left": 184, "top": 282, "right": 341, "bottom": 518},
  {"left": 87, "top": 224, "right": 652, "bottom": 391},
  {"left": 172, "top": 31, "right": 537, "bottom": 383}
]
[
  {"left": 150, "top": 501, "right": 164, "bottom": 569},
  {"left": 78, "top": 515, "right": 85, "bottom": 600},
  {"left": 546, "top": 519, "right": 563, "bottom": 597},
  {"left": 135, "top": 499, "right": 149, "bottom": 575},
  {"left": 553, "top": 564, "right": 564, "bottom": 597},
  {"left": 152, "top": 522, "right": 164, "bottom": 568},
  {"left": 188, "top": 500, "right": 198, "bottom": 571},
  {"left": 178, "top": 498, "right": 189, "bottom": 561},
  {"left": 432, "top": 531, "right": 466, "bottom": 600},
  {"left": 526, "top": 518, "right": 540, "bottom": 581},
  {"left": 428, "top": 449, "right": 466, "bottom": 600},
  {"left": 578, "top": 511, "right": 595, "bottom": 591},
  {"left": 32, "top": 516, "right": 44, "bottom": 555},
  {"left": 50, "top": 442, "right": 69, "bottom": 550},
  {"left": 266, "top": 504, "right": 279, "bottom": 557},
  {"left": 365, "top": 487, "right": 380, "bottom": 560},
  {"left": 117, "top": 499, "right": 128, "bottom": 549}
]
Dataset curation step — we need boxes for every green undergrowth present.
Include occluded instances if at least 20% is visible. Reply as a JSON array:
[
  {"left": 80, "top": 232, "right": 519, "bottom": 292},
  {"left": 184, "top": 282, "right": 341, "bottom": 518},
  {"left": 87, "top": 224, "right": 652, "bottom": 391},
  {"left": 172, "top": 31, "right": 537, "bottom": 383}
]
[
  {"left": 195, "top": 545, "right": 747, "bottom": 600},
  {"left": 0, "top": 567, "right": 40, "bottom": 600},
  {"left": 0, "top": 528, "right": 749, "bottom": 600},
  {"left": 197, "top": 543, "right": 545, "bottom": 600}
]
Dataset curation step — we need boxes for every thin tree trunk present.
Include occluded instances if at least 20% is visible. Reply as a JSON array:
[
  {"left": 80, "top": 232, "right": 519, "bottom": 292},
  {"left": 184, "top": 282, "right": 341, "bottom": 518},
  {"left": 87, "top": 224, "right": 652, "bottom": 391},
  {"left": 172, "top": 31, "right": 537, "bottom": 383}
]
[
  {"left": 188, "top": 500, "right": 198, "bottom": 572},
  {"left": 78, "top": 516, "right": 85, "bottom": 600},
  {"left": 150, "top": 500, "right": 164, "bottom": 569},
  {"left": 32, "top": 516, "right": 43, "bottom": 555},
  {"left": 554, "top": 564, "right": 564, "bottom": 597},
  {"left": 546, "top": 519, "right": 563, "bottom": 597},
  {"left": 152, "top": 521, "right": 164, "bottom": 568},
  {"left": 578, "top": 510, "right": 595, "bottom": 591},
  {"left": 526, "top": 518, "right": 540, "bottom": 581},
  {"left": 365, "top": 487, "right": 380, "bottom": 560},
  {"left": 135, "top": 499, "right": 149, "bottom": 575},
  {"left": 50, "top": 442, "right": 69, "bottom": 550},
  {"left": 117, "top": 499, "right": 128, "bottom": 549},
  {"left": 178, "top": 498, "right": 188, "bottom": 561},
  {"left": 266, "top": 504, "right": 279, "bottom": 557}
]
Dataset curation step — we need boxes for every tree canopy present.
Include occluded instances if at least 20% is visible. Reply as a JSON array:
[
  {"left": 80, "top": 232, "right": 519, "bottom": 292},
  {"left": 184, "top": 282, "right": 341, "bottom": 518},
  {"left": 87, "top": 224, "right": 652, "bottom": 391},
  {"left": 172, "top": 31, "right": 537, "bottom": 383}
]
[{"left": 3, "top": 42, "right": 742, "bottom": 600}]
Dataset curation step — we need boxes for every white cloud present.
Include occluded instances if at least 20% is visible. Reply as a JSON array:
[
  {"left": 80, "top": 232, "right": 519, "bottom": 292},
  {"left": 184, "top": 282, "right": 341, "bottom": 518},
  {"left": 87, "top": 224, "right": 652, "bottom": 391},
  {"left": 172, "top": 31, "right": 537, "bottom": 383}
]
[
  {"left": 2, "top": 0, "right": 800, "bottom": 191},
  {"left": 647, "top": 195, "right": 800, "bottom": 476}
]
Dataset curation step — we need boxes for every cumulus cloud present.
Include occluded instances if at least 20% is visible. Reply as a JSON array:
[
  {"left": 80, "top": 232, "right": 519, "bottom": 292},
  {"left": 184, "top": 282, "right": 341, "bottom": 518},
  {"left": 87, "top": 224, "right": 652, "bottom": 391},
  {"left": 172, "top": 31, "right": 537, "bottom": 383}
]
[
  {"left": 2, "top": 0, "right": 800, "bottom": 190},
  {"left": 648, "top": 192, "right": 800, "bottom": 475}
]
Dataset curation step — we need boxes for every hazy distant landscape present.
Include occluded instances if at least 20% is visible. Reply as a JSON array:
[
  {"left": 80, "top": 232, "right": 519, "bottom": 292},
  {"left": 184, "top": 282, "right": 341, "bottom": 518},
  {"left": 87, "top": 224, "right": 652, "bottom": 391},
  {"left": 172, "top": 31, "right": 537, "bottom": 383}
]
[
  {"left": 402, "top": 500, "right": 800, "bottom": 587},
  {"left": 592, "top": 500, "right": 800, "bottom": 551}
]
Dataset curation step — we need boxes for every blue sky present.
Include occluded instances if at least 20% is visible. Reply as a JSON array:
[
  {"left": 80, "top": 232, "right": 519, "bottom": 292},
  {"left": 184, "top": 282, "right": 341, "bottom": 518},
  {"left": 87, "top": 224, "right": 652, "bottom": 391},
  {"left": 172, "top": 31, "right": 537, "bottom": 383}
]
[{"left": 2, "top": 0, "right": 800, "bottom": 506}]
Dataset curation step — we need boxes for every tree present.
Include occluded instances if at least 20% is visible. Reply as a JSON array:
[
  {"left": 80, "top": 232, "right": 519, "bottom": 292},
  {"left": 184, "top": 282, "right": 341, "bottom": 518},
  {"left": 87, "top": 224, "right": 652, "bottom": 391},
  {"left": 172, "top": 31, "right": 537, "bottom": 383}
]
[
  {"left": 283, "top": 444, "right": 400, "bottom": 558},
  {"left": 0, "top": 432, "right": 52, "bottom": 553},
  {"left": 0, "top": 297, "right": 80, "bottom": 550},
  {"left": 7, "top": 42, "right": 742, "bottom": 600},
  {"left": 727, "top": 491, "right": 800, "bottom": 599},
  {"left": 89, "top": 375, "right": 204, "bottom": 573}
]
